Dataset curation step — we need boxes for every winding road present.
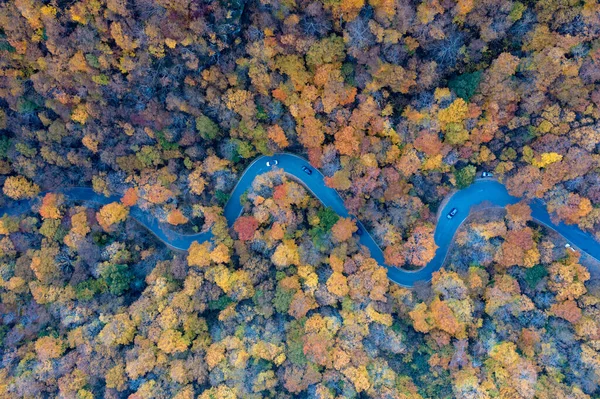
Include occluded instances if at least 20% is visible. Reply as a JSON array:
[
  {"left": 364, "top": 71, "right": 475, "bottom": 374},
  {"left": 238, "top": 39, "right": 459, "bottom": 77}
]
[{"left": 2, "top": 153, "right": 599, "bottom": 287}]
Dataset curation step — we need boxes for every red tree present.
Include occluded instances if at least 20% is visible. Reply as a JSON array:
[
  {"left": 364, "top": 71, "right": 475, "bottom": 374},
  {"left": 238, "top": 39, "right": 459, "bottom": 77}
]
[{"left": 234, "top": 216, "right": 259, "bottom": 241}]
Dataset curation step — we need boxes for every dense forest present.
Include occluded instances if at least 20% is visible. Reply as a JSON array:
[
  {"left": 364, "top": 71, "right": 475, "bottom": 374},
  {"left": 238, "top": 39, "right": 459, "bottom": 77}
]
[{"left": 1, "top": 0, "right": 600, "bottom": 396}]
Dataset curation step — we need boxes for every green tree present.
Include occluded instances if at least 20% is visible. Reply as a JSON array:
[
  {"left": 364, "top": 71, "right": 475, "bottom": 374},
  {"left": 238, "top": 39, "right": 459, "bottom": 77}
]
[
  {"left": 196, "top": 115, "right": 221, "bottom": 140},
  {"left": 100, "top": 264, "right": 133, "bottom": 295},
  {"left": 455, "top": 165, "right": 477, "bottom": 189},
  {"left": 448, "top": 71, "right": 482, "bottom": 101},
  {"left": 0, "top": 136, "right": 10, "bottom": 159},
  {"left": 524, "top": 264, "right": 548, "bottom": 289},
  {"left": 273, "top": 285, "right": 295, "bottom": 314},
  {"left": 318, "top": 207, "right": 340, "bottom": 231}
]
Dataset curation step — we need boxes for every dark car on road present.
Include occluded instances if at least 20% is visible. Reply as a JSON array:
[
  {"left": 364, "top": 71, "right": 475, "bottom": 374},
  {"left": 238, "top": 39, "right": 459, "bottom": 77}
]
[
  {"left": 302, "top": 166, "right": 312, "bottom": 175},
  {"left": 447, "top": 208, "right": 458, "bottom": 219},
  {"left": 349, "top": 217, "right": 363, "bottom": 236}
]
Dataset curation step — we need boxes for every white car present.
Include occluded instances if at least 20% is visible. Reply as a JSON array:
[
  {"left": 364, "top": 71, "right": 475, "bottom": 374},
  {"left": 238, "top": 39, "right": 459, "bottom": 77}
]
[
  {"left": 266, "top": 160, "right": 278, "bottom": 167},
  {"left": 447, "top": 208, "right": 458, "bottom": 219},
  {"left": 482, "top": 171, "right": 493, "bottom": 177}
]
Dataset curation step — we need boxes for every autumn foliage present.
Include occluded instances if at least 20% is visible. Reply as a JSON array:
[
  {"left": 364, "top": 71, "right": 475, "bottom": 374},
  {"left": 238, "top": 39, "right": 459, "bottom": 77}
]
[
  {"left": 39, "top": 193, "right": 63, "bottom": 219},
  {"left": 3, "top": 176, "right": 40, "bottom": 200},
  {"left": 187, "top": 241, "right": 211, "bottom": 268},
  {"left": 96, "top": 202, "right": 129, "bottom": 231},
  {"left": 331, "top": 217, "right": 357, "bottom": 242},
  {"left": 121, "top": 188, "right": 138, "bottom": 207},
  {"left": 0, "top": 0, "right": 599, "bottom": 396},
  {"left": 233, "top": 216, "right": 259, "bottom": 241},
  {"left": 167, "top": 209, "right": 188, "bottom": 226}
]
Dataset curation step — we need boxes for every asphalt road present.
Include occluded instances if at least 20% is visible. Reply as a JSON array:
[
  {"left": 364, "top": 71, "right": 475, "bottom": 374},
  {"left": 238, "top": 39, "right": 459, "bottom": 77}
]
[{"left": 2, "top": 153, "right": 599, "bottom": 287}]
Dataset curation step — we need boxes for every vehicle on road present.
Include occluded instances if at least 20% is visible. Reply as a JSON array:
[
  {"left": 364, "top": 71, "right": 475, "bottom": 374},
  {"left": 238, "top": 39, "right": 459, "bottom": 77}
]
[
  {"left": 447, "top": 208, "right": 458, "bottom": 219},
  {"left": 266, "top": 160, "right": 278, "bottom": 167},
  {"left": 3, "top": 154, "right": 600, "bottom": 289},
  {"left": 349, "top": 217, "right": 363, "bottom": 236},
  {"left": 482, "top": 171, "right": 494, "bottom": 177},
  {"left": 302, "top": 166, "right": 312, "bottom": 175}
]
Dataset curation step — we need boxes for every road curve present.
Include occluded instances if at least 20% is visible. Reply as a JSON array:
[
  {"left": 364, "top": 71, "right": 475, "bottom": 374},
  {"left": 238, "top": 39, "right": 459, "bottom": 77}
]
[{"left": 2, "top": 153, "right": 599, "bottom": 287}]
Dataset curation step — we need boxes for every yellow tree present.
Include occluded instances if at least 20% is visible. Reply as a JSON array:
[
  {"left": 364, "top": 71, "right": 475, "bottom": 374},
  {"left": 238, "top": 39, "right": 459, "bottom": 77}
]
[
  {"left": 157, "top": 329, "right": 190, "bottom": 354},
  {"left": 548, "top": 254, "right": 590, "bottom": 301},
  {"left": 105, "top": 365, "right": 127, "bottom": 391},
  {"left": 64, "top": 210, "right": 90, "bottom": 248},
  {"left": 187, "top": 241, "right": 211, "bottom": 268},
  {"left": 486, "top": 342, "right": 537, "bottom": 398},
  {"left": 334, "top": 126, "right": 361, "bottom": 156},
  {"left": 326, "top": 271, "right": 349, "bottom": 297},
  {"left": 403, "top": 225, "right": 437, "bottom": 267},
  {"left": 505, "top": 202, "right": 531, "bottom": 228},
  {"left": 98, "top": 313, "right": 137, "bottom": 346},
  {"left": 188, "top": 167, "right": 207, "bottom": 196},
  {"left": 96, "top": 202, "right": 129, "bottom": 231},
  {"left": 3, "top": 176, "right": 40, "bottom": 200},
  {"left": 30, "top": 244, "right": 60, "bottom": 284},
  {"left": 39, "top": 193, "right": 63, "bottom": 219},
  {"left": 367, "top": 63, "right": 417, "bottom": 94},
  {"left": 210, "top": 243, "right": 231, "bottom": 264},
  {"left": 35, "top": 336, "right": 65, "bottom": 361},
  {"left": 267, "top": 125, "right": 289, "bottom": 148},
  {"left": 272, "top": 239, "right": 300, "bottom": 267}
]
